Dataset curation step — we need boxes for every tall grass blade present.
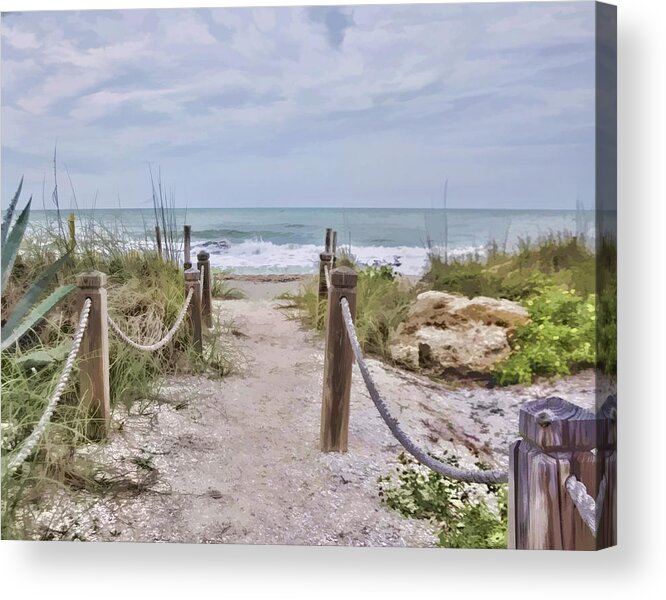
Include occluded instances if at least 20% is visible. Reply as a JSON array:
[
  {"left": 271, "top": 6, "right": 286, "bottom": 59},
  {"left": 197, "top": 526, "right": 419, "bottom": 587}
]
[
  {"left": 1, "top": 284, "right": 76, "bottom": 350},
  {"left": 1, "top": 176, "right": 24, "bottom": 244},
  {"left": 1, "top": 198, "right": 32, "bottom": 292}
]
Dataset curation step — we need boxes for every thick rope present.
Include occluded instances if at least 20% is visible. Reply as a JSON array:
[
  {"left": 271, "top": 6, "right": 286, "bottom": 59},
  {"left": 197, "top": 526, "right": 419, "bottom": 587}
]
[
  {"left": 107, "top": 287, "right": 193, "bottom": 352},
  {"left": 324, "top": 264, "right": 331, "bottom": 291},
  {"left": 565, "top": 475, "right": 606, "bottom": 537},
  {"left": 7, "top": 298, "right": 92, "bottom": 473},
  {"left": 340, "top": 297, "right": 508, "bottom": 484}
]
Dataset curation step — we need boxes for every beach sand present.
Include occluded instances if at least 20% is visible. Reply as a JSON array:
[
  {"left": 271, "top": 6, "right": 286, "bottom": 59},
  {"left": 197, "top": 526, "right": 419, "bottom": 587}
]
[
  {"left": 26, "top": 282, "right": 596, "bottom": 545},
  {"left": 223, "top": 274, "right": 307, "bottom": 302}
]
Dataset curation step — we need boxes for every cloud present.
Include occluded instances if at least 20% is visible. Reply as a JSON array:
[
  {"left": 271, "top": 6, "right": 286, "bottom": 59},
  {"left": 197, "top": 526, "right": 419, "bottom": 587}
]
[
  {"left": 2, "top": 23, "right": 40, "bottom": 49},
  {"left": 1, "top": 3, "right": 596, "bottom": 209},
  {"left": 159, "top": 11, "right": 215, "bottom": 46},
  {"left": 307, "top": 6, "right": 354, "bottom": 49}
]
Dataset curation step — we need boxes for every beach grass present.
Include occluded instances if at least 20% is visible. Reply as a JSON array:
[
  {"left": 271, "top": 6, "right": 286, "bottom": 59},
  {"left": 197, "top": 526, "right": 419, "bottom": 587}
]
[
  {"left": 283, "top": 261, "right": 414, "bottom": 360},
  {"left": 210, "top": 268, "right": 245, "bottom": 300},
  {"left": 0, "top": 208, "right": 230, "bottom": 539},
  {"left": 425, "top": 231, "right": 596, "bottom": 301}
]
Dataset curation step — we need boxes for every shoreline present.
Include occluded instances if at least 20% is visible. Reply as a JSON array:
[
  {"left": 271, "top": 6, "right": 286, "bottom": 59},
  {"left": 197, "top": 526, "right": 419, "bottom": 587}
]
[
  {"left": 222, "top": 273, "right": 307, "bottom": 283},
  {"left": 221, "top": 273, "right": 309, "bottom": 302},
  {"left": 219, "top": 272, "right": 421, "bottom": 302}
]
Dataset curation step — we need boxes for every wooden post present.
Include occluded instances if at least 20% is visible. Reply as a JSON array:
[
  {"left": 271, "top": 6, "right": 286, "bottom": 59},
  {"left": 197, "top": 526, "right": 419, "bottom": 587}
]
[
  {"left": 331, "top": 230, "right": 337, "bottom": 267},
  {"left": 67, "top": 214, "right": 76, "bottom": 253},
  {"left": 184, "top": 268, "right": 203, "bottom": 354},
  {"left": 318, "top": 251, "right": 333, "bottom": 301},
  {"left": 76, "top": 271, "right": 111, "bottom": 440},
  {"left": 509, "top": 396, "right": 616, "bottom": 550},
  {"left": 197, "top": 250, "right": 213, "bottom": 328},
  {"left": 320, "top": 267, "right": 357, "bottom": 452},
  {"left": 155, "top": 225, "right": 163, "bottom": 259},
  {"left": 183, "top": 224, "right": 192, "bottom": 269},
  {"left": 325, "top": 227, "right": 333, "bottom": 253}
]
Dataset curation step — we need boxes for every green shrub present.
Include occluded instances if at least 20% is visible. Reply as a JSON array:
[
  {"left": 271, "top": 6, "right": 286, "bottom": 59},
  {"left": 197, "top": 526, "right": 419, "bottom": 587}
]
[
  {"left": 378, "top": 452, "right": 507, "bottom": 549},
  {"left": 493, "top": 286, "right": 596, "bottom": 385}
]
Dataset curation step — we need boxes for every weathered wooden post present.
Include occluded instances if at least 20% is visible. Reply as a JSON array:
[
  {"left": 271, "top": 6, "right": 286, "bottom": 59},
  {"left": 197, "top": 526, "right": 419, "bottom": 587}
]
[
  {"left": 320, "top": 267, "right": 357, "bottom": 452},
  {"left": 67, "top": 214, "right": 76, "bottom": 253},
  {"left": 183, "top": 224, "right": 192, "bottom": 269},
  {"left": 509, "top": 396, "right": 616, "bottom": 550},
  {"left": 184, "top": 267, "right": 203, "bottom": 355},
  {"left": 318, "top": 226, "right": 334, "bottom": 301},
  {"left": 331, "top": 230, "right": 338, "bottom": 267},
  {"left": 325, "top": 227, "right": 333, "bottom": 253},
  {"left": 76, "top": 271, "right": 111, "bottom": 440},
  {"left": 318, "top": 250, "right": 333, "bottom": 301},
  {"left": 155, "top": 225, "right": 163, "bottom": 259},
  {"left": 197, "top": 250, "right": 213, "bottom": 328}
]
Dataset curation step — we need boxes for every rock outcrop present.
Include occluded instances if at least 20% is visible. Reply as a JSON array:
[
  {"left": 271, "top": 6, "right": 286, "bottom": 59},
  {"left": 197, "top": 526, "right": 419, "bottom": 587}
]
[{"left": 389, "top": 291, "right": 529, "bottom": 380}]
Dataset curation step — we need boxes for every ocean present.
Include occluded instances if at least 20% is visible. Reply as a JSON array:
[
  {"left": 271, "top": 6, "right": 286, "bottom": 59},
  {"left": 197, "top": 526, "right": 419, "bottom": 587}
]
[{"left": 30, "top": 208, "right": 593, "bottom": 276}]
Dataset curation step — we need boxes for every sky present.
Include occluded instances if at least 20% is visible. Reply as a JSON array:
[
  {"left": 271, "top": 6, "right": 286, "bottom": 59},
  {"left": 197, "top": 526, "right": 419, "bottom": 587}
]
[{"left": 1, "top": 2, "right": 596, "bottom": 210}]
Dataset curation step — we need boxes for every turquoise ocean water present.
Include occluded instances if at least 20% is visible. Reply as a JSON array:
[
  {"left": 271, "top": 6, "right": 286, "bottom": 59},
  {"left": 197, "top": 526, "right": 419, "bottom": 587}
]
[{"left": 30, "top": 208, "right": 593, "bottom": 275}]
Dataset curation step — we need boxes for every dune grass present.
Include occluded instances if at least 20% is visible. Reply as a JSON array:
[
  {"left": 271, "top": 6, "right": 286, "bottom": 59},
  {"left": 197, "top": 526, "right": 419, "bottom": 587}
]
[
  {"left": 210, "top": 268, "right": 245, "bottom": 300},
  {"left": 283, "top": 260, "right": 414, "bottom": 360},
  {"left": 424, "top": 232, "right": 596, "bottom": 301},
  {"left": 0, "top": 209, "right": 234, "bottom": 539}
]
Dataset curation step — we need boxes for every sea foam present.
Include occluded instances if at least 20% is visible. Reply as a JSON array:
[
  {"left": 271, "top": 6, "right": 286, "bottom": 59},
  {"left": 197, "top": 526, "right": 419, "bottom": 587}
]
[{"left": 191, "top": 238, "right": 483, "bottom": 276}]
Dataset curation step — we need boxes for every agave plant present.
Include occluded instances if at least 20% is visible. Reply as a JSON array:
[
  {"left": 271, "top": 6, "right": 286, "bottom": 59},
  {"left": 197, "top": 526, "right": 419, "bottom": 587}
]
[{"left": 1, "top": 177, "right": 75, "bottom": 351}]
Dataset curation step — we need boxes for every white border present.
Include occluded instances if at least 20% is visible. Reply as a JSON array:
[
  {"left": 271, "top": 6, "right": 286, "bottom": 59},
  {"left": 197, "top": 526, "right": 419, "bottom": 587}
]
[{"left": 2, "top": 1, "right": 665, "bottom": 598}]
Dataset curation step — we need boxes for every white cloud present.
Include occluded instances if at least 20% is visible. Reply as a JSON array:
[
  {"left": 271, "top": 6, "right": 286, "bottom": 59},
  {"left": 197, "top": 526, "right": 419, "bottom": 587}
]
[
  {"left": 0, "top": 57, "right": 39, "bottom": 88},
  {"left": 1, "top": 23, "right": 40, "bottom": 50},
  {"left": 160, "top": 11, "right": 215, "bottom": 46},
  {"left": 16, "top": 68, "right": 107, "bottom": 115},
  {"left": 1, "top": 3, "right": 596, "bottom": 209}
]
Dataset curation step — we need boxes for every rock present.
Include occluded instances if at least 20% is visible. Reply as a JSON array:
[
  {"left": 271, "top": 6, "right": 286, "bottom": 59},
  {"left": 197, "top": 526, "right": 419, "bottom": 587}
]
[{"left": 389, "top": 291, "right": 529, "bottom": 379}]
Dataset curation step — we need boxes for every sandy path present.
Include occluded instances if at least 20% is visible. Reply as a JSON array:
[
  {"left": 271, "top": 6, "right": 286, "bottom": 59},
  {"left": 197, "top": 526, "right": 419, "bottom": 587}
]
[{"left": 30, "top": 287, "right": 596, "bottom": 545}]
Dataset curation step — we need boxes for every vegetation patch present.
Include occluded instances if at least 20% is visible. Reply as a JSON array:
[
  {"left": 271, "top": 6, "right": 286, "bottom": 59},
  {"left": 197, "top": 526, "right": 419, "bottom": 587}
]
[
  {"left": 492, "top": 285, "right": 596, "bottom": 385},
  {"left": 425, "top": 233, "right": 596, "bottom": 301},
  {"left": 378, "top": 453, "right": 507, "bottom": 549},
  {"left": 423, "top": 233, "right": 615, "bottom": 384},
  {"left": 289, "top": 233, "right": 614, "bottom": 384},
  {"left": 210, "top": 269, "right": 245, "bottom": 300},
  {"left": 284, "top": 261, "right": 414, "bottom": 360},
  {"left": 1, "top": 181, "right": 234, "bottom": 538}
]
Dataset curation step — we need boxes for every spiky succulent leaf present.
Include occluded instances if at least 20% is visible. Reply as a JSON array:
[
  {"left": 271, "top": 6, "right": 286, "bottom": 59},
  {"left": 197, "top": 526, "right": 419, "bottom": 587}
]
[
  {"left": 1, "top": 284, "right": 76, "bottom": 351},
  {"left": 1, "top": 198, "right": 32, "bottom": 292},
  {"left": 1, "top": 176, "right": 23, "bottom": 245},
  {"left": 1, "top": 254, "right": 71, "bottom": 339}
]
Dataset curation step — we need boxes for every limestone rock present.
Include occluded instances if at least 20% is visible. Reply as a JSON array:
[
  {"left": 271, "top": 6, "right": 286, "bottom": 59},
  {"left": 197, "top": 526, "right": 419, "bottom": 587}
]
[{"left": 390, "top": 291, "right": 529, "bottom": 379}]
